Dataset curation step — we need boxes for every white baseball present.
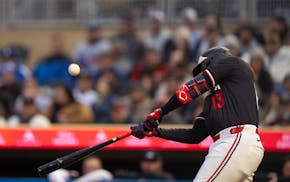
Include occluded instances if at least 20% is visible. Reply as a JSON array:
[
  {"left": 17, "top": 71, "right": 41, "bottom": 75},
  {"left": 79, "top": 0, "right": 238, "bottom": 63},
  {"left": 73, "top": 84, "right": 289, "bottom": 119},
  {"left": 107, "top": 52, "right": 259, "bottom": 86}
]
[{"left": 68, "top": 63, "right": 80, "bottom": 76}]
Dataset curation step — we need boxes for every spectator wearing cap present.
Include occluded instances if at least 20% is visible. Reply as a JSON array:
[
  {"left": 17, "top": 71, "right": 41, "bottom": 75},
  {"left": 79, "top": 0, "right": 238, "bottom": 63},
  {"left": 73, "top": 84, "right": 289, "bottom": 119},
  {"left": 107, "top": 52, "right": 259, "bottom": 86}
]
[
  {"left": 7, "top": 97, "right": 51, "bottom": 127},
  {"left": 73, "top": 20, "right": 112, "bottom": 71},
  {"left": 33, "top": 33, "right": 74, "bottom": 87},
  {"left": 180, "top": 7, "right": 201, "bottom": 60},
  {"left": 73, "top": 70, "right": 99, "bottom": 107},
  {"left": 0, "top": 46, "right": 31, "bottom": 86},
  {"left": 142, "top": 10, "right": 171, "bottom": 54},
  {"left": 139, "top": 150, "right": 174, "bottom": 180},
  {"left": 264, "top": 32, "right": 290, "bottom": 84}
]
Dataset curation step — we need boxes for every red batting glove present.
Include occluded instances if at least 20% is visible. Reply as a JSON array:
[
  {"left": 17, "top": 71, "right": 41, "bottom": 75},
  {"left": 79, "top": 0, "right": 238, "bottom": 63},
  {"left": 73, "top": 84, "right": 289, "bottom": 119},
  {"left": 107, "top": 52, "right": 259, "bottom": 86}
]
[
  {"left": 143, "top": 108, "right": 163, "bottom": 131},
  {"left": 146, "top": 108, "right": 163, "bottom": 121}
]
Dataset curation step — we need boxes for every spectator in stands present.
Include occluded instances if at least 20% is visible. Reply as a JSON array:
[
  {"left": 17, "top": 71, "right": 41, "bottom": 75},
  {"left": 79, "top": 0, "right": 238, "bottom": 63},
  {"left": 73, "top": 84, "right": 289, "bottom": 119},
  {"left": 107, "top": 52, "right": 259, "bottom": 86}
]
[
  {"left": 73, "top": 71, "right": 99, "bottom": 107},
  {"left": 92, "top": 76, "right": 116, "bottom": 123},
  {"left": 266, "top": 155, "right": 290, "bottom": 182},
  {"left": 282, "top": 156, "right": 290, "bottom": 179},
  {"left": 73, "top": 21, "right": 112, "bottom": 71},
  {"left": 138, "top": 73, "right": 155, "bottom": 97},
  {"left": 109, "top": 99, "right": 130, "bottom": 124},
  {"left": 142, "top": 10, "right": 171, "bottom": 54},
  {"left": 166, "top": 50, "right": 187, "bottom": 78},
  {"left": 111, "top": 40, "right": 133, "bottom": 75},
  {"left": 0, "top": 46, "right": 31, "bottom": 86},
  {"left": 223, "top": 34, "right": 241, "bottom": 57},
  {"left": 205, "top": 14, "right": 224, "bottom": 36},
  {"left": 163, "top": 26, "right": 191, "bottom": 63},
  {"left": 236, "top": 23, "right": 262, "bottom": 63},
  {"left": 180, "top": 7, "right": 201, "bottom": 61},
  {"left": 0, "top": 64, "right": 22, "bottom": 117},
  {"left": 260, "top": 92, "right": 281, "bottom": 126},
  {"left": 191, "top": 24, "right": 224, "bottom": 61},
  {"left": 0, "top": 102, "right": 7, "bottom": 127},
  {"left": 127, "top": 84, "right": 153, "bottom": 123},
  {"left": 166, "top": 55, "right": 191, "bottom": 84},
  {"left": 14, "top": 77, "right": 51, "bottom": 115},
  {"left": 154, "top": 76, "right": 185, "bottom": 124},
  {"left": 130, "top": 49, "right": 167, "bottom": 85},
  {"left": 33, "top": 33, "right": 74, "bottom": 87},
  {"left": 270, "top": 15, "right": 289, "bottom": 44},
  {"left": 8, "top": 97, "right": 50, "bottom": 127},
  {"left": 275, "top": 74, "right": 290, "bottom": 104},
  {"left": 139, "top": 150, "right": 174, "bottom": 180},
  {"left": 249, "top": 51, "right": 274, "bottom": 108},
  {"left": 272, "top": 74, "right": 290, "bottom": 126},
  {"left": 95, "top": 67, "right": 129, "bottom": 96},
  {"left": 286, "top": 32, "right": 290, "bottom": 46},
  {"left": 264, "top": 32, "right": 290, "bottom": 84},
  {"left": 44, "top": 84, "right": 94, "bottom": 123},
  {"left": 111, "top": 16, "right": 141, "bottom": 63},
  {"left": 48, "top": 156, "right": 113, "bottom": 182}
]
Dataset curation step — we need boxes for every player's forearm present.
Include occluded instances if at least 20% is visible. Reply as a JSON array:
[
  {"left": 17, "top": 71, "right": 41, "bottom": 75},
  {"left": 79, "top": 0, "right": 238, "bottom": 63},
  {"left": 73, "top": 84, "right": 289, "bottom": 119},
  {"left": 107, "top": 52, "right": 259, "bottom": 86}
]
[
  {"left": 156, "top": 128, "right": 207, "bottom": 144},
  {"left": 161, "top": 71, "right": 214, "bottom": 115},
  {"left": 161, "top": 95, "right": 183, "bottom": 115}
]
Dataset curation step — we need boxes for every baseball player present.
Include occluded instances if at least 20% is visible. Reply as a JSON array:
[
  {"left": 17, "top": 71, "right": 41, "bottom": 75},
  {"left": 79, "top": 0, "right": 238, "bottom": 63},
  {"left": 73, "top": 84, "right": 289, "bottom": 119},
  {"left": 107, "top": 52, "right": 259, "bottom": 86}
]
[{"left": 131, "top": 47, "right": 264, "bottom": 182}]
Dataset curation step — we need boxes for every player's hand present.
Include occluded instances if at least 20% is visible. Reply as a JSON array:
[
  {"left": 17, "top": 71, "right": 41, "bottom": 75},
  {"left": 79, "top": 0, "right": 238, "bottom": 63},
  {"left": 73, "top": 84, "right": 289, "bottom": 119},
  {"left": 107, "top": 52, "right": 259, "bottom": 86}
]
[
  {"left": 130, "top": 124, "right": 159, "bottom": 139},
  {"left": 144, "top": 108, "right": 163, "bottom": 131}
]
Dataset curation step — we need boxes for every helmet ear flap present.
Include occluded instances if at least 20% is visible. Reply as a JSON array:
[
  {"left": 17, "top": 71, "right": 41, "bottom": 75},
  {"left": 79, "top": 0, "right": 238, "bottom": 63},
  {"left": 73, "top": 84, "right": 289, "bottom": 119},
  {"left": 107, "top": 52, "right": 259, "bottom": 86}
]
[{"left": 192, "top": 57, "right": 208, "bottom": 76}]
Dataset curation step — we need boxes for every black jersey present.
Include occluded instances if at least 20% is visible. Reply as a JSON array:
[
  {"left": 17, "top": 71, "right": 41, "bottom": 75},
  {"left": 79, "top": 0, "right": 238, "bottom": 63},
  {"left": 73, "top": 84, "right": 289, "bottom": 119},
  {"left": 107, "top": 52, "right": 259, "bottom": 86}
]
[{"left": 201, "top": 56, "right": 259, "bottom": 136}]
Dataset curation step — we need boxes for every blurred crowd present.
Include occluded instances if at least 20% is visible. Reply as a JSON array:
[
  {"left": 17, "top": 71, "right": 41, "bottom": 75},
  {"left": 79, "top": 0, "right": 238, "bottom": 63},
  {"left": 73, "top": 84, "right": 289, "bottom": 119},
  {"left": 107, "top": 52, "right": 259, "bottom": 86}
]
[
  {"left": 48, "top": 151, "right": 174, "bottom": 182},
  {"left": 47, "top": 151, "right": 290, "bottom": 182},
  {"left": 0, "top": 8, "right": 289, "bottom": 127}
]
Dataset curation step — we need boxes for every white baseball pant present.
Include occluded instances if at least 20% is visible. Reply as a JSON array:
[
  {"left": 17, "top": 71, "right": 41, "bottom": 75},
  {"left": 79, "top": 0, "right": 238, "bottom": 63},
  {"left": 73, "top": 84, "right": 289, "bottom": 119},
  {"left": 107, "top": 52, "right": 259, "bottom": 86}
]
[{"left": 193, "top": 124, "right": 264, "bottom": 182}]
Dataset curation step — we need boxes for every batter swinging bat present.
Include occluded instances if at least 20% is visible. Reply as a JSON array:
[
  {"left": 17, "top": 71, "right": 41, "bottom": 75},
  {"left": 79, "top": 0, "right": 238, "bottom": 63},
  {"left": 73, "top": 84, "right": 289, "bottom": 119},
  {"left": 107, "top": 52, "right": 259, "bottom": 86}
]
[{"left": 37, "top": 132, "right": 131, "bottom": 176}]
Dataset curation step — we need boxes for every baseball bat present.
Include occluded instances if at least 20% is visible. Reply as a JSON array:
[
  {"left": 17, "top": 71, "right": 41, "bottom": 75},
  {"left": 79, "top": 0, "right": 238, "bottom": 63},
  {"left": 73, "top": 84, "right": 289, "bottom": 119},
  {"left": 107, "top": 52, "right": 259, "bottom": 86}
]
[{"left": 37, "top": 132, "right": 131, "bottom": 176}]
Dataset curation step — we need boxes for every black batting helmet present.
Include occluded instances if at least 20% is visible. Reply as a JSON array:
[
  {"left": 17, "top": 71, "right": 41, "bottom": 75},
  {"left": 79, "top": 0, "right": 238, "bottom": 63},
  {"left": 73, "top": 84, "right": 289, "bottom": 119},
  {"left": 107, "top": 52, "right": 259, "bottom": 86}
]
[{"left": 192, "top": 46, "right": 232, "bottom": 76}]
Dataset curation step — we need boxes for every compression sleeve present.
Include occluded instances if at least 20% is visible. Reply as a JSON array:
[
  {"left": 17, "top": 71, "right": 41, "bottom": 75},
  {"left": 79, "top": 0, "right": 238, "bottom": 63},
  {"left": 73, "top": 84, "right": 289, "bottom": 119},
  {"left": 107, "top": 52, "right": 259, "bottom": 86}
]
[
  {"left": 161, "top": 71, "right": 214, "bottom": 115},
  {"left": 156, "top": 115, "right": 209, "bottom": 144}
]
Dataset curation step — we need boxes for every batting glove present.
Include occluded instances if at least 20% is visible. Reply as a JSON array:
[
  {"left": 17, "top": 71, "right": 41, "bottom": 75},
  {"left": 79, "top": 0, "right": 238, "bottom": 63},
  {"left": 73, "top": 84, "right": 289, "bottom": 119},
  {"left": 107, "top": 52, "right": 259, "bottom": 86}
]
[
  {"left": 130, "top": 123, "right": 146, "bottom": 139},
  {"left": 130, "top": 124, "right": 159, "bottom": 139},
  {"left": 144, "top": 108, "right": 163, "bottom": 131}
]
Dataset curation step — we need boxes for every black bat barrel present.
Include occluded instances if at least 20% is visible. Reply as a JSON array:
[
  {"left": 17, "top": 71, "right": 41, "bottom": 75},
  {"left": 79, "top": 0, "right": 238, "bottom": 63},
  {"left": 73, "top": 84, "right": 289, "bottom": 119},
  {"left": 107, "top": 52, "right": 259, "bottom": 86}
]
[{"left": 37, "top": 135, "right": 125, "bottom": 176}]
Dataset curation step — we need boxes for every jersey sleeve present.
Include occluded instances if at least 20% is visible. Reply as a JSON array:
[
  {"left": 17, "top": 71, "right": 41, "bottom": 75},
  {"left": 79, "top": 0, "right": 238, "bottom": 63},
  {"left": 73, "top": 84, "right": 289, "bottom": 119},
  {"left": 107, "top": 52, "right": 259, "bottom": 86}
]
[
  {"left": 205, "top": 57, "right": 238, "bottom": 85},
  {"left": 156, "top": 113, "right": 209, "bottom": 144}
]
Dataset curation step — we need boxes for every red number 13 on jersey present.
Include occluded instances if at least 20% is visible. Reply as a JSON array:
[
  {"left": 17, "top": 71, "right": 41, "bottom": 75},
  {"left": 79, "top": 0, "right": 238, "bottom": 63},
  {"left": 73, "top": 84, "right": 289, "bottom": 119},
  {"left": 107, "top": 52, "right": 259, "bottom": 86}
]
[{"left": 212, "top": 92, "right": 225, "bottom": 109}]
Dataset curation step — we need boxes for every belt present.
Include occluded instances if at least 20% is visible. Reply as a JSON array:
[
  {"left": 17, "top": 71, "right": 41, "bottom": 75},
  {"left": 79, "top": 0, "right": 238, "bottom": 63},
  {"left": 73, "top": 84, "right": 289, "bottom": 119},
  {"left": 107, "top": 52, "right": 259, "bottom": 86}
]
[{"left": 212, "top": 126, "right": 259, "bottom": 142}]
